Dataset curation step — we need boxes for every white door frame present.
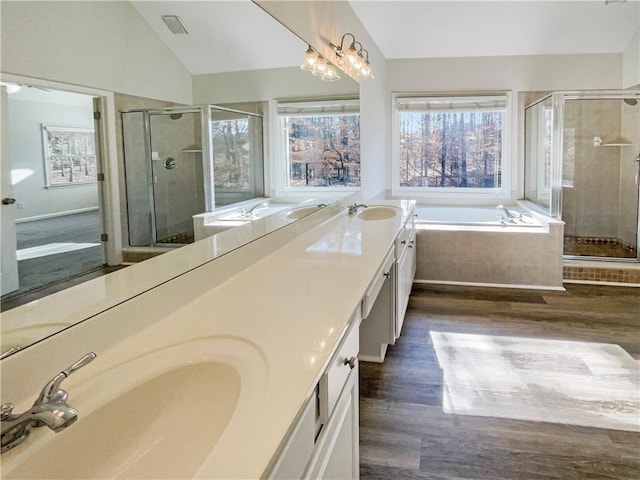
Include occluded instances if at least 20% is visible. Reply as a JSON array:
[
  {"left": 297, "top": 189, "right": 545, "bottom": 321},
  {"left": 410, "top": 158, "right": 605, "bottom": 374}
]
[{"left": 0, "top": 72, "right": 123, "bottom": 266}]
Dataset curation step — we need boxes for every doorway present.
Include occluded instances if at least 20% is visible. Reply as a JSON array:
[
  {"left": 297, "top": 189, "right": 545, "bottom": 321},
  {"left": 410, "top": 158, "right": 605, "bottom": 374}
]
[{"left": 1, "top": 85, "right": 106, "bottom": 307}]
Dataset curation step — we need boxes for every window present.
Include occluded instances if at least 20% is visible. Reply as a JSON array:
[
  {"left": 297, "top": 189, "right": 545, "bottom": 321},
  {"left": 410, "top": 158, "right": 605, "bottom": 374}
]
[
  {"left": 394, "top": 94, "right": 510, "bottom": 196},
  {"left": 42, "top": 125, "right": 97, "bottom": 187},
  {"left": 277, "top": 99, "right": 360, "bottom": 193},
  {"left": 210, "top": 110, "right": 264, "bottom": 206}
]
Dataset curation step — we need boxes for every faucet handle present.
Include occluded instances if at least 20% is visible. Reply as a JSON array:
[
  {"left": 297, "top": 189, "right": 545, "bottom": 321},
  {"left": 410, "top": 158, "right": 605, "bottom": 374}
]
[
  {"left": 62, "top": 352, "right": 97, "bottom": 377},
  {"left": 0, "top": 404, "right": 14, "bottom": 420},
  {"left": 35, "top": 352, "right": 96, "bottom": 405}
]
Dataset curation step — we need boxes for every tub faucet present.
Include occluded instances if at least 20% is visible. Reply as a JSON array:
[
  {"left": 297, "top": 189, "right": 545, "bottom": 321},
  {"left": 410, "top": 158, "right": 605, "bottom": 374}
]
[
  {"left": 241, "top": 202, "right": 268, "bottom": 217},
  {"left": 348, "top": 203, "right": 368, "bottom": 215},
  {"left": 1, "top": 352, "right": 96, "bottom": 453},
  {"left": 497, "top": 205, "right": 518, "bottom": 220}
]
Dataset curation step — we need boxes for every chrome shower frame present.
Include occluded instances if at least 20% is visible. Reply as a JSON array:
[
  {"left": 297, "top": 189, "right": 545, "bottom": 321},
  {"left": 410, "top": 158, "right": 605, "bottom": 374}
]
[
  {"left": 525, "top": 90, "right": 640, "bottom": 262},
  {"left": 121, "top": 105, "right": 264, "bottom": 247}
]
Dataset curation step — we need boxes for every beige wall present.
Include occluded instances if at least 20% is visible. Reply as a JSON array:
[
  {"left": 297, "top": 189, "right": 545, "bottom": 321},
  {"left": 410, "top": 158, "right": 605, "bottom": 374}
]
[{"left": 623, "top": 29, "right": 640, "bottom": 89}]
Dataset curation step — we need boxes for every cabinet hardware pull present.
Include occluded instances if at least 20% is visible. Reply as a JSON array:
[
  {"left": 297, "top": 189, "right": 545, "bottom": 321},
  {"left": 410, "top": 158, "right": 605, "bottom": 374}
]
[
  {"left": 344, "top": 356, "right": 357, "bottom": 369},
  {"left": 383, "top": 271, "right": 391, "bottom": 279},
  {"left": 401, "top": 240, "right": 407, "bottom": 244}
]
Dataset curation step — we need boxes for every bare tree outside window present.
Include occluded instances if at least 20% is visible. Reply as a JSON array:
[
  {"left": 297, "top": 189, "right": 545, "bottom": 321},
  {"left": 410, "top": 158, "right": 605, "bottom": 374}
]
[
  {"left": 282, "top": 113, "right": 360, "bottom": 188},
  {"left": 43, "top": 125, "right": 96, "bottom": 187},
  {"left": 399, "top": 110, "right": 503, "bottom": 188},
  {"left": 212, "top": 118, "right": 251, "bottom": 190}
]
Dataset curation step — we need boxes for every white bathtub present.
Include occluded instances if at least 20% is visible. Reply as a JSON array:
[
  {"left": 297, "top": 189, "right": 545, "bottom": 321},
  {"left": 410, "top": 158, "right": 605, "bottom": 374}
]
[{"left": 414, "top": 205, "right": 541, "bottom": 227}]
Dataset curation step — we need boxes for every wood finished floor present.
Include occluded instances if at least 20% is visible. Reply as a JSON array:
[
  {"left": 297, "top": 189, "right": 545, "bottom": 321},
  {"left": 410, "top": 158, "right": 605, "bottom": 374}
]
[{"left": 359, "top": 283, "right": 640, "bottom": 480}]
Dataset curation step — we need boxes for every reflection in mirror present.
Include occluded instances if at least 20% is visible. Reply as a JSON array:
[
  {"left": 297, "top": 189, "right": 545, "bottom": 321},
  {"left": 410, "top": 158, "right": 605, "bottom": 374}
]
[
  {"left": 524, "top": 94, "right": 553, "bottom": 210},
  {"left": 0, "top": 1, "right": 359, "bottom": 358}
]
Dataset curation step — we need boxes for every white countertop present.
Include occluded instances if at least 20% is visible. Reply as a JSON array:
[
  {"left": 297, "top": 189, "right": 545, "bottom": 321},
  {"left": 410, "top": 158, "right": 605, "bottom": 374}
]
[
  {"left": 0, "top": 200, "right": 343, "bottom": 356},
  {"left": 1, "top": 199, "right": 414, "bottom": 479}
]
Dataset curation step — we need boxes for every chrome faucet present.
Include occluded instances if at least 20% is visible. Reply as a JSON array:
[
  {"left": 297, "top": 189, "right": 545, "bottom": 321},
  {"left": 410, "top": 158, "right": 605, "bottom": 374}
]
[
  {"left": 240, "top": 202, "right": 268, "bottom": 217},
  {"left": 1, "top": 352, "right": 96, "bottom": 453},
  {"left": 497, "top": 205, "right": 517, "bottom": 220},
  {"left": 348, "top": 203, "right": 368, "bottom": 215}
]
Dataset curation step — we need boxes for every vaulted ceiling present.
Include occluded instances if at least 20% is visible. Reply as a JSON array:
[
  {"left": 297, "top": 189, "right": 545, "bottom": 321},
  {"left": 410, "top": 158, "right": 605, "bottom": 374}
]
[{"left": 131, "top": 1, "right": 639, "bottom": 75}]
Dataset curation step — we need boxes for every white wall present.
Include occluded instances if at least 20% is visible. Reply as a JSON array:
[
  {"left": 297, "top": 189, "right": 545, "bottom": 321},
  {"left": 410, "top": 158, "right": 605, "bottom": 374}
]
[
  {"left": 0, "top": 1, "right": 192, "bottom": 104},
  {"left": 255, "top": 0, "right": 388, "bottom": 199},
  {"left": 387, "top": 54, "right": 622, "bottom": 93},
  {"left": 192, "top": 66, "right": 358, "bottom": 104},
  {"left": 622, "top": 29, "right": 640, "bottom": 88},
  {"left": 8, "top": 96, "right": 99, "bottom": 220}
]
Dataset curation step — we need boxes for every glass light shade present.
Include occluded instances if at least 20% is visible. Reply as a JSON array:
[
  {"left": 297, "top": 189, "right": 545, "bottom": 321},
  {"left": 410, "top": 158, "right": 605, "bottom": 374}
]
[
  {"left": 346, "top": 45, "right": 359, "bottom": 66},
  {"left": 313, "top": 56, "right": 327, "bottom": 76},
  {"left": 321, "top": 64, "right": 341, "bottom": 82},
  {"left": 360, "top": 62, "right": 374, "bottom": 79},
  {"left": 300, "top": 47, "right": 317, "bottom": 71}
]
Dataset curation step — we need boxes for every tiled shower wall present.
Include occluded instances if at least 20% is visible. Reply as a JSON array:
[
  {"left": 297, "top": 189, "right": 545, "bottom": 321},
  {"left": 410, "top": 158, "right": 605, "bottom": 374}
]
[
  {"left": 562, "top": 99, "right": 624, "bottom": 240},
  {"left": 619, "top": 95, "right": 640, "bottom": 247},
  {"left": 415, "top": 223, "right": 564, "bottom": 288}
]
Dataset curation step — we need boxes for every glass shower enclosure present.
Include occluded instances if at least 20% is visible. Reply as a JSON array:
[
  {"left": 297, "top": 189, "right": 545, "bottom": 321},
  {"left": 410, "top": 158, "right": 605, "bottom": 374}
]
[
  {"left": 122, "top": 106, "right": 264, "bottom": 247},
  {"left": 524, "top": 91, "right": 640, "bottom": 261}
]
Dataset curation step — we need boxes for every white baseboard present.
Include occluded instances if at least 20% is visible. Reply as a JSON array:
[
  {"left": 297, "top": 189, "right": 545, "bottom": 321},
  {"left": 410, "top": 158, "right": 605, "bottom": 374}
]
[
  {"left": 413, "top": 279, "right": 566, "bottom": 291},
  {"left": 16, "top": 207, "right": 99, "bottom": 223},
  {"left": 358, "top": 344, "right": 388, "bottom": 363},
  {"left": 563, "top": 280, "right": 640, "bottom": 288}
]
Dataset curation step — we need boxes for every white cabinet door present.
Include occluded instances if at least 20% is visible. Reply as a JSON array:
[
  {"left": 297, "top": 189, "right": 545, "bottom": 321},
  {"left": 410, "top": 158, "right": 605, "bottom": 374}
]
[
  {"left": 307, "top": 369, "right": 359, "bottom": 480},
  {"left": 395, "top": 230, "right": 416, "bottom": 340}
]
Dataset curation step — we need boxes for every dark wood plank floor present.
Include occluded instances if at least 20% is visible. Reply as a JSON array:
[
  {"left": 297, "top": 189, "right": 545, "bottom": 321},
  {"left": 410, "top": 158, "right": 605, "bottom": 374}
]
[{"left": 359, "top": 283, "right": 640, "bottom": 480}]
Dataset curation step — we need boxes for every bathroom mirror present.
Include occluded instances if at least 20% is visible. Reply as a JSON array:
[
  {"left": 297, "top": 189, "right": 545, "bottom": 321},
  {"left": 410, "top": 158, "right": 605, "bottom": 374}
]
[{"left": 0, "top": 1, "right": 359, "bottom": 358}]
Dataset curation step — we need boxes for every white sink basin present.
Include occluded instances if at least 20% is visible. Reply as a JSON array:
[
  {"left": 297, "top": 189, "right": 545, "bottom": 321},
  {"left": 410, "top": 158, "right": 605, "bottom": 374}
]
[
  {"left": 357, "top": 206, "right": 400, "bottom": 221},
  {"left": 5, "top": 362, "right": 240, "bottom": 479},
  {"left": 285, "top": 205, "right": 323, "bottom": 220}
]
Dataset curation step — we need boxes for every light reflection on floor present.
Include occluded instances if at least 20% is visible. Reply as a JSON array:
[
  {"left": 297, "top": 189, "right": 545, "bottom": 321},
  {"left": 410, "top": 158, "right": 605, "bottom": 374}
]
[{"left": 430, "top": 331, "right": 640, "bottom": 432}]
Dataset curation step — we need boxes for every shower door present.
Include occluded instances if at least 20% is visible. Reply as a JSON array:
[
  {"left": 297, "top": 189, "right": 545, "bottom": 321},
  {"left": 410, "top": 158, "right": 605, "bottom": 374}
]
[
  {"left": 560, "top": 96, "right": 639, "bottom": 260},
  {"left": 149, "top": 110, "right": 205, "bottom": 245}
]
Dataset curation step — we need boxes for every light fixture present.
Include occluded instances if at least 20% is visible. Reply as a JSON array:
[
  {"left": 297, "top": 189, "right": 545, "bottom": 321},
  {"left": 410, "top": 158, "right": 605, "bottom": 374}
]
[
  {"left": 0, "top": 82, "right": 22, "bottom": 94},
  {"left": 321, "top": 64, "right": 340, "bottom": 82},
  {"left": 300, "top": 47, "right": 340, "bottom": 82},
  {"left": 162, "top": 15, "right": 189, "bottom": 35},
  {"left": 330, "top": 33, "right": 374, "bottom": 80},
  {"left": 300, "top": 45, "right": 317, "bottom": 71},
  {"left": 312, "top": 55, "right": 328, "bottom": 76}
]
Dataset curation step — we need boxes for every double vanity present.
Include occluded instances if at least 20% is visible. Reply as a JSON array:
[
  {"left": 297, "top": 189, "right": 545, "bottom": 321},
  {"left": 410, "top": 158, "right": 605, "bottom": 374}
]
[{"left": 1, "top": 197, "right": 416, "bottom": 479}]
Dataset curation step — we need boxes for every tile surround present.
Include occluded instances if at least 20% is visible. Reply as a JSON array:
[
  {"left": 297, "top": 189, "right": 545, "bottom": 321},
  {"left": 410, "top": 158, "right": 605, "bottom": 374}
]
[{"left": 415, "top": 223, "right": 564, "bottom": 288}]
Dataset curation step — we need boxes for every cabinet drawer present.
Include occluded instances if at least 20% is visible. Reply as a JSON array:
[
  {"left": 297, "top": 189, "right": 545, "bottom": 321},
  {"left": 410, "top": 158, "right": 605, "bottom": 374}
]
[
  {"left": 319, "top": 311, "right": 361, "bottom": 423},
  {"left": 361, "top": 247, "right": 395, "bottom": 319},
  {"left": 395, "top": 215, "right": 416, "bottom": 257}
]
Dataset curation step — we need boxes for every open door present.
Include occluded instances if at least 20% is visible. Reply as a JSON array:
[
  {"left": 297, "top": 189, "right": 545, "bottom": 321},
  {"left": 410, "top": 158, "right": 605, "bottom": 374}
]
[{"left": 0, "top": 86, "right": 19, "bottom": 295}]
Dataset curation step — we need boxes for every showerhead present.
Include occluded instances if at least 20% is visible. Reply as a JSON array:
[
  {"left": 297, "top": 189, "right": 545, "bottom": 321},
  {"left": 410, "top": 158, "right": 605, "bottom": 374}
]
[{"left": 623, "top": 98, "right": 638, "bottom": 106}]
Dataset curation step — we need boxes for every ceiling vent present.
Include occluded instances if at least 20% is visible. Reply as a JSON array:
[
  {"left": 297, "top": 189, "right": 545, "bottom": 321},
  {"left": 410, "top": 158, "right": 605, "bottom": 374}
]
[{"left": 162, "top": 15, "right": 189, "bottom": 35}]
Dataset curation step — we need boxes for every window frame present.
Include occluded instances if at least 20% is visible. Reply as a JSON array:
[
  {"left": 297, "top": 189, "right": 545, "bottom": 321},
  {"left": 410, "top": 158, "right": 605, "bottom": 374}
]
[
  {"left": 274, "top": 98, "right": 361, "bottom": 198},
  {"left": 391, "top": 92, "right": 512, "bottom": 200}
]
